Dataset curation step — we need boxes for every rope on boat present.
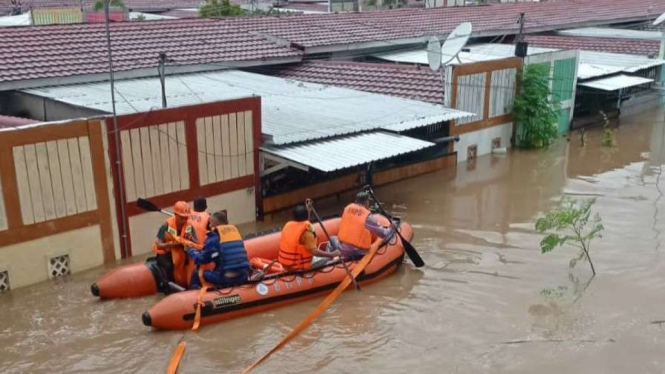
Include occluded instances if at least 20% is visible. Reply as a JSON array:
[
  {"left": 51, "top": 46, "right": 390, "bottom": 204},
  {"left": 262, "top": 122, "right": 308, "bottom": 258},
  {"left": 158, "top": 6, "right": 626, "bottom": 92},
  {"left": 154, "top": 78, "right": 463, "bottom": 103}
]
[
  {"left": 239, "top": 238, "right": 385, "bottom": 374},
  {"left": 166, "top": 269, "right": 211, "bottom": 373}
]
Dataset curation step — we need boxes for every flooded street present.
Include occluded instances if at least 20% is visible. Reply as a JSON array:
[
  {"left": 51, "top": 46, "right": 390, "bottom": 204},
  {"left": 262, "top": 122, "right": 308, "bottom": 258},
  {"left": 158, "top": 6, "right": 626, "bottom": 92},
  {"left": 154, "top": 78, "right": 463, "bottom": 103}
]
[{"left": 2, "top": 106, "right": 665, "bottom": 374}]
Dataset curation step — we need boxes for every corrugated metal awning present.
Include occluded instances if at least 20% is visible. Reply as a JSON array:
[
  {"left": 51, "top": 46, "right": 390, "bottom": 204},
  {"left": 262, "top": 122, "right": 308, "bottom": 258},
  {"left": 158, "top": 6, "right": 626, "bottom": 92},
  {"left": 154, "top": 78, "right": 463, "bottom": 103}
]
[
  {"left": 261, "top": 131, "right": 435, "bottom": 173},
  {"left": 578, "top": 74, "right": 654, "bottom": 91}
]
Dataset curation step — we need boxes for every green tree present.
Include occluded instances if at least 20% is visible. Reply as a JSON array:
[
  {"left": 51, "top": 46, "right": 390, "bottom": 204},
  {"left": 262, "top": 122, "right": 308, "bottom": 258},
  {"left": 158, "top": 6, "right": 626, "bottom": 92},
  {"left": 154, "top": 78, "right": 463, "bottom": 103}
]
[
  {"left": 199, "top": 0, "right": 243, "bottom": 17},
  {"left": 93, "top": 0, "right": 126, "bottom": 11},
  {"left": 535, "top": 198, "right": 604, "bottom": 276},
  {"left": 514, "top": 64, "right": 560, "bottom": 148}
]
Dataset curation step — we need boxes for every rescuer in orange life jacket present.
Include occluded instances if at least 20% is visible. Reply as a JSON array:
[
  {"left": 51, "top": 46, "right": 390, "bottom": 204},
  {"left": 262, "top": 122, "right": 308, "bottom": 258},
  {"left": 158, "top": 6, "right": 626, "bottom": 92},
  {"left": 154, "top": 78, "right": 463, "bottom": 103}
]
[
  {"left": 279, "top": 204, "right": 342, "bottom": 271},
  {"left": 327, "top": 191, "right": 393, "bottom": 260},
  {"left": 185, "top": 196, "right": 211, "bottom": 286},
  {"left": 153, "top": 201, "right": 198, "bottom": 288},
  {"left": 188, "top": 210, "right": 251, "bottom": 289},
  {"left": 189, "top": 196, "right": 211, "bottom": 245}
]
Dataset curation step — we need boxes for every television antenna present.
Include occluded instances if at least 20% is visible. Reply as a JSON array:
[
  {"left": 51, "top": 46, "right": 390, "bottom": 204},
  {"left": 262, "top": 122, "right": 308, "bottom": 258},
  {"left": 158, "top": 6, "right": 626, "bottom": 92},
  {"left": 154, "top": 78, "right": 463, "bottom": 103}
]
[
  {"left": 427, "top": 36, "right": 442, "bottom": 72},
  {"left": 653, "top": 11, "right": 665, "bottom": 26},
  {"left": 441, "top": 22, "right": 472, "bottom": 66},
  {"left": 426, "top": 22, "right": 472, "bottom": 72}
]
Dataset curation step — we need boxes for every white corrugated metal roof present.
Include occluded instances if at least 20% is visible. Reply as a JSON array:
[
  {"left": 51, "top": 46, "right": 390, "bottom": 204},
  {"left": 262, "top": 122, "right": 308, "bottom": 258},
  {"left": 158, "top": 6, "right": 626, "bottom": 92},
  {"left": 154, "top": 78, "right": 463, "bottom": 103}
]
[
  {"left": 578, "top": 74, "right": 654, "bottom": 91},
  {"left": 374, "top": 44, "right": 664, "bottom": 80},
  {"left": 375, "top": 43, "right": 557, "bottom": 66},
  {"left": 557, "top": 27, "right": 663, "bottom": 41},
  {"left": 23, "top": 70, "right": 471, "bottom": 145},
  {"left": 576, "top": 50, "right": 664, "bottom": 80},
  {"left": 129, "top": 12, "right": 178, "bottom": 20},
  {"left": 0, "top": 11, "right": 31, "bottom": 27},
  {"left": 262, "top": 131, "right": 435, "bottom": 172}
]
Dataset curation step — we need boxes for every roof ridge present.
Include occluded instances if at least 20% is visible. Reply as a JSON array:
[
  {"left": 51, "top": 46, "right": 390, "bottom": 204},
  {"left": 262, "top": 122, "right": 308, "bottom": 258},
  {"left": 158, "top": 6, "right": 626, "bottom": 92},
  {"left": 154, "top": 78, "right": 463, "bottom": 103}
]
[{"left": 304, "top": 60, "right": 428, "bottom": 71}]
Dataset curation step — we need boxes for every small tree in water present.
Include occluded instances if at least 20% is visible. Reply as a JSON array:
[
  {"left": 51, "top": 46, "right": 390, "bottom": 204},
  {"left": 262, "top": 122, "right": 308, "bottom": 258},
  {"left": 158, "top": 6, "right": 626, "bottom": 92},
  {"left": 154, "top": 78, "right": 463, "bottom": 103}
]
[
  {"left": 514, "top": 64, "right": 560, "bottom": 148},
  {"left": 535, "top": 198, "right": 604, "bottom": 276}
]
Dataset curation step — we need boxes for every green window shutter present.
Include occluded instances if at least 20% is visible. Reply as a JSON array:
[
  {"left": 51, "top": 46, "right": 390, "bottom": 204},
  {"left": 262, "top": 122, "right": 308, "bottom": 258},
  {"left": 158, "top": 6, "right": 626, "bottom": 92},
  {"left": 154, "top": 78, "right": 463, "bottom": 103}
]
[
  {"left": 557, "top": 108, "right": 570, "bottom": 135},
  {"left": 553, "top": 58, "right": 576, "bottom": 102}
]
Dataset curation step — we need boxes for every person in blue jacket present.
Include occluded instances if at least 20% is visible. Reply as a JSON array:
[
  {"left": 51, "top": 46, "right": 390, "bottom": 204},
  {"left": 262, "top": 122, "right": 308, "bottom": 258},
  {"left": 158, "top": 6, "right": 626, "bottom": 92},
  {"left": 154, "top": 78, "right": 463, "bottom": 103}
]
[{"left": 188, "top": 210, "right": 250, "bottom": 289}]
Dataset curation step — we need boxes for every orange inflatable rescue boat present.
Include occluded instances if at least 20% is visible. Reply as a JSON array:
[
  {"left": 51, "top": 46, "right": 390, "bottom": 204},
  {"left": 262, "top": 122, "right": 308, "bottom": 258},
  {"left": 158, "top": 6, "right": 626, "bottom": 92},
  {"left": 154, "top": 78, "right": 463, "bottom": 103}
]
[
  {"left": 92, "top": 219, "right": 344, "bottom": 299},
  {"left": 143, "top": 216, "right": 412, "bottom": 330},
  {"left": 90, "top": 216, "right": 413, "bottom": 330}
]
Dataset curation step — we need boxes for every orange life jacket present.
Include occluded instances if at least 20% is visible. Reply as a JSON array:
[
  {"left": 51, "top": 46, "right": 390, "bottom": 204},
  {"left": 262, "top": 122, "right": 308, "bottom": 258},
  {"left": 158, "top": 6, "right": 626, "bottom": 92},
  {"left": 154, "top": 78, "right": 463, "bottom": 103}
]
[
  {"left": 189, "top": 211, "right": 210, "bottom": 247},
  {"left": 153, "top": 217, "right": 195, "bottom": 287},
  {"left": 186, "top": 211, "right": 212, "bottom": 284},
  {"left": 278, "top": 221, "right": 314, "bottom": 271},
  {"left": 338, "top": 203, "right": 372, "bottom": 250}
]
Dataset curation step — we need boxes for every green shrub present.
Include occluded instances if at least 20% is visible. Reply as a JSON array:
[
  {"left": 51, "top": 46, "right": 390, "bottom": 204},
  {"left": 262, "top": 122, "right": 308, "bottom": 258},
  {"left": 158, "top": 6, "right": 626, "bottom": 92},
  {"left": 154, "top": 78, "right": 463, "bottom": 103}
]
[{"left": 514, "top": 64, "right": 560, "bottom": 148}]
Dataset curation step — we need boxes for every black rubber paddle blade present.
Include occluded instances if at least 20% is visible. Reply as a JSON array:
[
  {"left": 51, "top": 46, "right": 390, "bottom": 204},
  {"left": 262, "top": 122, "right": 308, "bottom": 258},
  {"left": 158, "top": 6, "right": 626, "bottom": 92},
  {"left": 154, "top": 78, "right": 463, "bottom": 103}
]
[
  {"left": 400, "top": 232, "right": 424, "bottom": 268},
  {"left": 365, "top": 186, "right": 425, "bottom": 268},
  {"left": 137, "top": 198, "right": 160, "bottom": 212}
]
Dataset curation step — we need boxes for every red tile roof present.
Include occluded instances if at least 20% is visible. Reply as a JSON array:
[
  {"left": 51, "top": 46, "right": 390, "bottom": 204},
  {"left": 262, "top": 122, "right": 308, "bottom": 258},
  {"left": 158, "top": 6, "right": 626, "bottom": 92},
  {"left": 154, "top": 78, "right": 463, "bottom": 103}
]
[
  {"left": 524, "top": 34, "right": 661, "bottom": 57},
  {"left": 0, "top": 18, "right": 301, "bottom": 87},
  {"left": 256, "top": 60, "right": 444, "bottom": 104},
  {"left": 1, "top": 0, "right": 664, "bottom": 88},
  {"left": 224, "top": 0, "right": 665, "bottom": 49},
  {"left": 0, "top": 0, "right": 204, "bottom": 15}
]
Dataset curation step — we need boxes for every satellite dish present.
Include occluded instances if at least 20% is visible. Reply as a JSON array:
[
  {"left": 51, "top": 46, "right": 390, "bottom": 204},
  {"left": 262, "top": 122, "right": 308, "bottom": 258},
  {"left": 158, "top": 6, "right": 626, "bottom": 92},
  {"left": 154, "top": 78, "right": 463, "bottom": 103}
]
[
  {"left": 427, "top": 36, "right": 442, "bottom": 72},
  {"left": 440, "top": 22, "right": 472, "bottom": 65},
  {"left": 654, "top": 12, "right": 665, "bottom": 26}
]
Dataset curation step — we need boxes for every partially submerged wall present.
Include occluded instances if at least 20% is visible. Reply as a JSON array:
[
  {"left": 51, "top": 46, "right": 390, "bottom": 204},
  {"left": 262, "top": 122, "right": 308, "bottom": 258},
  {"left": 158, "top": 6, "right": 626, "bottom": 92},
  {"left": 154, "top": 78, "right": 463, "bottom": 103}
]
[
  {"left": 446, "top": 57, "right": 522, "bottom": 163},
  {"left": 0, "top": 119, "right": 116, "bottom": 290}
]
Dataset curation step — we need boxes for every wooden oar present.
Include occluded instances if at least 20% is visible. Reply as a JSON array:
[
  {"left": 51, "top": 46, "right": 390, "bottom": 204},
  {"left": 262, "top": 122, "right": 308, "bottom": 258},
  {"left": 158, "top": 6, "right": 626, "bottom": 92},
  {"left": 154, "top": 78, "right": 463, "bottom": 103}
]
[
  {"left": 166, "top": 341, "right": 187, "bottom": 374},
  {"left": 365, "top": 186, "right": 425, "bottom": 268},
  {"left": 305, "top": 199, "right": 360, "bottom": 291},
  {"left": 240, "top": 239, "right": 384, "bottom": 374}
]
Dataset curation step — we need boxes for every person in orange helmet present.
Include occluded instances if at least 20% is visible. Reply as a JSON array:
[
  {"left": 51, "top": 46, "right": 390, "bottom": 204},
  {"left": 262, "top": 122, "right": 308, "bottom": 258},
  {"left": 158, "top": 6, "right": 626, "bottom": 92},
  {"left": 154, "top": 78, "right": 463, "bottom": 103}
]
[{"left": 153, "top": 201, "right": 197, "bottom": 288}]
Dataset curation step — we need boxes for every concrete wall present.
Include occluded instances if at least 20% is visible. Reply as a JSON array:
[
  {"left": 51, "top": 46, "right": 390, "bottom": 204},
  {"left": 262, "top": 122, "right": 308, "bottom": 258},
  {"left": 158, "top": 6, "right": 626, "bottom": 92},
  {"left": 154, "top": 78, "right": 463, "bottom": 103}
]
[
  {"left": 0, "top": 119, "right": 117, "bottom": 291},
  {"left": 128, "top": 188, "right": 256, "bottom": 256},
  {"left": 455, "top": 122, "right": 513, "bottom": 163},
  {"left": 0, "top": 223, "right": 104, "bottom": 289}
]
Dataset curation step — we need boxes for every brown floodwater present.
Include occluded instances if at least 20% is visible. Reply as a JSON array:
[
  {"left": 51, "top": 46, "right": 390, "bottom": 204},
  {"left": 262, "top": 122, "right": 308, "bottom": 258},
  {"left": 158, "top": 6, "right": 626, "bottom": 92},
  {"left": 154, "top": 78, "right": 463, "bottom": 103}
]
[{"left": 2, "top": 105, "right": 665, "bottom": 374}]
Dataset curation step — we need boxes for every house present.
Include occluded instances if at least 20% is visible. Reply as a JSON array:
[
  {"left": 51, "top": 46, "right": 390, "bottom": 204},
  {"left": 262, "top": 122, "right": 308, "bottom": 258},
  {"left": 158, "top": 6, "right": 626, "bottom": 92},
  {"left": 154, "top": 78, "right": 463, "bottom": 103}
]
[
  {"left": 257, "top": 58, "right": 520, "bottom": 164},
  {"left": 522, "top": 35, "right": 664, "bottom": 126},
  {"left": 373, "top": 44, "right": 578, "bottom": 159},
  {"left": 0, "top": 96, "right": 264, "bottom": 289},
  {"left": 14, "top": 70, "right": 471, "bottom": 220}
]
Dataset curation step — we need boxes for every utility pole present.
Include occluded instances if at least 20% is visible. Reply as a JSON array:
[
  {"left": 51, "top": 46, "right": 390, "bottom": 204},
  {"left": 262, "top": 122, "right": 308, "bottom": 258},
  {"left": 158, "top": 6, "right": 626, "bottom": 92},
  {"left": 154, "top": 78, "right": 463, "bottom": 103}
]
[
  {"left": 515, "top": 12, "right": 528, "bottom": 57},
  {"left": 516, "top": 12, "right": 525, "bottom": 43},
  {"left": 158, "top": 52, "right": 167, "bottom": 108},
  {"left": 104, "top": 0, "right": 129, "bottom": 258}
]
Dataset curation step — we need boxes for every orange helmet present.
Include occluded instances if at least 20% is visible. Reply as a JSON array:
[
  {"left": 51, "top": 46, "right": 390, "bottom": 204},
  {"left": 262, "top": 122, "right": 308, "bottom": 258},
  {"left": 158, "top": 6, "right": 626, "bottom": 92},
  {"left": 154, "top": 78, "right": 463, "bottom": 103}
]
[{"left": 173, "top": 201, "right": 191, "bottom": 217}]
